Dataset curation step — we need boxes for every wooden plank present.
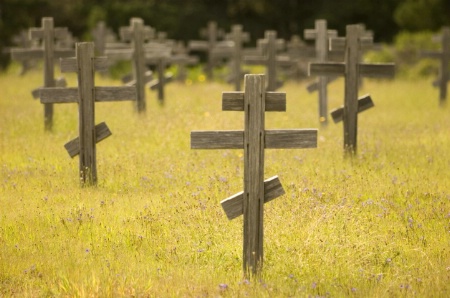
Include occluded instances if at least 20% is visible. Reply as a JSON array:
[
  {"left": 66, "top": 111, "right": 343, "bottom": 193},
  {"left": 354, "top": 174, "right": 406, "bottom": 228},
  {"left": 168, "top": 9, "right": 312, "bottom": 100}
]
[
  {"left": 331, "top": 95, "right": 374, "bottom": 123},
  {"left": 309, "top": 63, "right": 345, "bottom": 76},
  {"left": 221, "top": 176, "right": 285, "bottom": 220},
  {"left": 243, "top": 74, "right": 265, "bottom": 275},
  {"left": 61, "top": 57, "right": 109, "bottom": 73},
  {"left": 32, "top": 77, "right": 67, "bottom": 99},
  {"left": 77, "top": 42, "right": 97, "bottom": 185},
  {"left": 188, "top": 40, "right": 208, "bottom": 51},
  {"left": 359, "top": 63, "right": 395, "bottom": 78},
  {"left": 10, "top": 48, "right": 42, "bottom": 60},
  {"left": 64, "top": 122, "right": 112, "bottom": 158},
  {"left": 265, "top": 129, "right": 317, "bottom": 149},
  {"left": 190, "top": 131, "right": 244, "bottom": 149},
  {"left": 222, "top": 92, "right": 286, "bottom": 111},
  {"left": 330, "top": 36, "right": 373, "bottom": 51},
  {"left": 95, "top": 86, "right": 137, "bottom": 102},
  {"left": 39, "top": 87, "right": 78, "bottom": 103},
  {"left": 54, "top": 49, "right": 75, "bottom": 59},
  {"left": 104, "top": 49, "right": 133, "bottom": 60}
]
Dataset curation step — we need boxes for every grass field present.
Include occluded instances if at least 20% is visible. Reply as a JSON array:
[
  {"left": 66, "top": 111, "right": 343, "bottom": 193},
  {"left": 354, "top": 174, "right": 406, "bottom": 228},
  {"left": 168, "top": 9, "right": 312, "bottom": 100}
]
[{"left": 1, "top": 63, "right": 449, "bottom": 297}]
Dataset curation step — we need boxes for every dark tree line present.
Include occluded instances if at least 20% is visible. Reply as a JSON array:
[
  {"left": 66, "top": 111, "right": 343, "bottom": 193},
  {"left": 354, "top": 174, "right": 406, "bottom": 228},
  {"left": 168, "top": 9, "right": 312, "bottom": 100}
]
[{"left": 1, "top": 0, "right": 449, "bottom": 69}]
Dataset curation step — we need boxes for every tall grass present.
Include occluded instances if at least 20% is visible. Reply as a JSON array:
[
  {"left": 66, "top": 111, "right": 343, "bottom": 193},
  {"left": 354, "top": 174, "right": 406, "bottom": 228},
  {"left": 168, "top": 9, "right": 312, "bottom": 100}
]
[{"left": 1, "top": 63, "right": 449, "bottom": 297}]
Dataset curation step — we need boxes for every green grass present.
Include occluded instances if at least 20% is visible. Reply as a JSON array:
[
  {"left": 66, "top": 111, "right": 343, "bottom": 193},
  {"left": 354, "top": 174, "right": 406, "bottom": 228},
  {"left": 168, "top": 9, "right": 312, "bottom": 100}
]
[{"left": 1, "top": 63, "right": 449, "bottom": 297}]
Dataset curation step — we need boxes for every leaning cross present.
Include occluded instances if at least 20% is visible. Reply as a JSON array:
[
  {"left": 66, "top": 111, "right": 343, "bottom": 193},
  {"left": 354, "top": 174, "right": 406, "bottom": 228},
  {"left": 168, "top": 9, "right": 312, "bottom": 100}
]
[
  {"left": 309, "top": 24, "right": 395, "bottom": 155},
  {"left": 421, "top": 27, "right": 450, "bottom": 105},
  {"left": 191, "top": 74, "right": 317, "bottom": 276},
  {"left": 245, "top": 31, "right": 291, "bottom": 91},
  {"left": 304, "top": 19, "right": 338, "bottom": 126},
  {"left": 38, "top": 42, "right": 136, "bottom": 186},
  {"left": 10, "top": 17, "right": 74, "bottom": 131}
]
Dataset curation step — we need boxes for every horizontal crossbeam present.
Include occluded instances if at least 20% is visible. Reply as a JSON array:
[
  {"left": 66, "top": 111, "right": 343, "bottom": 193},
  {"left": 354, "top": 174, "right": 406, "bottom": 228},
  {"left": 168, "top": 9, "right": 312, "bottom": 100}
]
[
  {"left": 191, "top": 129, "right": 317, "bottom": 149},
  {"left": 64, "top": 122, "right": 112, "bottom": 158},
  {"left": 40, "top": 86, "right": 136, "bottom": 103},
  {"left": 32, "top": 77, "right": 67, "bottom": 98},
  {"left": 330, "top": 95, "right": 374, "bottom": 123},
  {"left": 330, "top": 37, "right": 373, "bottom": 51},
  {"left": 30, "top": 27, "right": 69, "bottom": 39},
  {"left": 359, "top": 63, "right": 395, "bottom": 78},
  {"left": 309, "top": 63, "right": 345, "bottom": 76},
  {"left": 221, "top": 176, "right": 285, "bottom": 220},
  {"left": 60, "top": 57, "right": 109, "bottom": 73},
  {"left": 222, "top": 92, "right": 286, "bottom": 111}
]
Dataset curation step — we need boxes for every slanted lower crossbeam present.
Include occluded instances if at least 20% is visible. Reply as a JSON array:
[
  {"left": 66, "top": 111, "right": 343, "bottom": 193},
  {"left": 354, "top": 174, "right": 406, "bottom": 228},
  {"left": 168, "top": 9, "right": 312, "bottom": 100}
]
[{"left": 191, "top": 74, "right": 317, "bottom": 276}]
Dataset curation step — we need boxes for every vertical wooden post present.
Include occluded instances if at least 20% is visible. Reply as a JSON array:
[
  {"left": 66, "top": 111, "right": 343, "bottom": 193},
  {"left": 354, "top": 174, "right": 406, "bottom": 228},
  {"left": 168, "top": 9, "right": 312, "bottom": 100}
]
[
  {"left": 243, "top": 74, "right": 265, "bottom": 275},
  {"left": 265, "top": 31, "right": 278, "bottom": 92},
  {"left": 156, "top": 57, "right": 166, "bottom": 103},
  {"left": 77, "top": 43, "right": 97, "bottom": 185},
  {"left": 131, "top": 18, "right": 147, "bottom": 113},
  {"left": 439, "top": 27, "right": 449, "bottom": 103},
  {"left": 42, "top": 18, "right": 56, "bottom": 131},
  {"left": 231, "top": 25, "right": 245, "bottom": 91},
  {"left": 343, "top": 25, "right": 360, "bottom": 156}
]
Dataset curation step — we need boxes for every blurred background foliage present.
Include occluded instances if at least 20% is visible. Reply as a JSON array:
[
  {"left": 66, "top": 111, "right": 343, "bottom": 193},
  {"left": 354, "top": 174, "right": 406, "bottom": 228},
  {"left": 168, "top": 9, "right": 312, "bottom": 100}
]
[{"left": 0, "top": 0, "right": 449, "bottom": 74}]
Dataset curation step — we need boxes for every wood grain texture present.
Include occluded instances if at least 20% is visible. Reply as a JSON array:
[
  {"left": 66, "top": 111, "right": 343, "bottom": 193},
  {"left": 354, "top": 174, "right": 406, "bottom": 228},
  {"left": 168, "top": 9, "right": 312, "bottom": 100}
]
[
  {"left": 77, "top": 42, "right": 97, "bottom": 185},
  {"left": 222, "top": 92, "right": 286, "bottom": 111},
  {"left": 331, "top": 95, "right": 374, "bottom": 123},
  {"left": 359, "top": 63, "right": 396, "bottom": 78},
  {"left": 190, "top": 131, "right": 244, "bottom": 149},
  {"left": 221, "top": 176, "right": 285, "bottom": 220},
  {"left": 265, "top": 129, "right": 318, "bottom": 149},
  {"left": 39, "top": 87, "right": 78, "bottom": 103},
  {"left": 309, "top": 62, "right": 345, "bottom": 76},
  {"left": 64, "top": 122, "right": 112, "bottom": 158},
  {"left": 95, "top": 86, "right": 137, "bottom": 102},
  {"left": 243, "top": 74, "right": 265, "bottom": 275}
]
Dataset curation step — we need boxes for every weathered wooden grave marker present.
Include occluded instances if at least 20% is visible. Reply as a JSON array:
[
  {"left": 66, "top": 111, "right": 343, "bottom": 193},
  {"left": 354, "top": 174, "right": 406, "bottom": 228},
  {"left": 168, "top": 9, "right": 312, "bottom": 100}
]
[
  {"left": 210, "top": 25, "right": 250, "bottom": 91},
  {"left": 10, "top": 17, "right": 74, "bottom": 131},
  {"left": 304, "top": 20, "right": 338, "bottom": 126},
  {"left": 309, "top": 24, "right": 395, "bottom": 156},
  {"left": 171, "top": 41, "right": 199, "bottom": 81},
  {"left": 38, "top": 42, "right": 136, "bottom": 185},
  {"left": 188, "top": 21, "right": 225, "bottom": 80},
  {"left": 245, "top": 31, "right": 291, "bottom": 91},
  {"left": 191, "top": 74, "right": 317, "bottom": 276},
  {"left": 105, "top": 18, "right": 154, "bottom": 112},
  {"left": 421, "top": 27, "right": 450, "bottom": 105},
  {"left": 91, "top": 21, "right": 117, "bottom": 56}
]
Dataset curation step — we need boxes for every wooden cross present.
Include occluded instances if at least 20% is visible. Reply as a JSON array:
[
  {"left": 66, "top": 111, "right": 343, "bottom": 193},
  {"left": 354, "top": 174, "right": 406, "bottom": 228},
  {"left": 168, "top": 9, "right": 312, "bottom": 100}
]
[
  {"left": 283, "top": 35, "right": 315, "bottom": 80},
  {"left": 188, "top": 21, "right": 225, "bottom": 80},
  {"left": 38, "top": 42, "right": 136, "bottom": 185},
  {"left": 105, "top": 18, "right": 155, "bottom": 112},
  {"left": 91, "top": 21, "right": 117, "bottom": 56},
  {"left": 304, "top": 20, "right": 338, "bottom": 126},
  {"left": 245, "top": 31, "right": 291, "bottom": 91},
  {"left": 10, "top": 17, "right": 74, "bottom": 131},
  {"left": 191, "top": 74, "right": 317, "bottom": 276},
  {"left": 3, "top": 30, "right": 38, "bottom": 75},
  {"left": 145, "top": 51, "right": 174, "bottom": 104},
  {"left": 171, "top": 41, "right": 199, "bottom": 81},
  {"left": 421, "top": 27, "right": 450, "bottom": 105},
  {"left": 309, "top": 24, "right": 395, "bottom": 156}
]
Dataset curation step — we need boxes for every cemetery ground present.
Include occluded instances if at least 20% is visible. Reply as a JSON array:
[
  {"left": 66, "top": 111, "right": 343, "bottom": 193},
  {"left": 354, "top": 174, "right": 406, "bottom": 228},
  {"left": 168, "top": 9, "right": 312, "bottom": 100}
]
[{"left": 1, "top": 63, "right": 449, "bottom": 297}]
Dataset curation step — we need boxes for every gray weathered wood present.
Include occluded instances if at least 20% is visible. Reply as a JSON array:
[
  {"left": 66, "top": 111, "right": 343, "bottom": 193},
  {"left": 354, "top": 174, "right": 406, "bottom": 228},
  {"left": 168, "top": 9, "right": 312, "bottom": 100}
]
[
  {"left": 304, "top": 20, "right": 338, "bottom": 126},
  {"left": 222, "top": 91, "right": 286, "bottom": 111},
  {"left": 32, "top": 77, "right": 67, "bottom": 99},
  {"left": 244, "top": 31, "right": 288, "bottom": 91},
  {"left": 64, "top": 122, "right": 112, "bottom": 158},
  {"left": 309, "top": 24, "right": 395, "bottom": 156},
  {"left": 190, "top": 131, "right": 244, "bottom": 149},
  {"left": 330, "top": 95, "right": 374, "bottom": 123},
  {"left": 10, "top": 17, "right": 74, "bottom": 131},
  {"left": 190, "top": 74, "right": 318, "bottom": 277},
  {"left": 188, "top": 21, "right": 224, "bottom": 80},
  {"left": 61, "top": 56, "right": 109, "bottom": 73},
  {"left": 420, "top": 27, "right": 449, "bottom": 104},
  {"left": 265, "top": 129, "right": 317, "bottom": 149},
  {"left": 37, "top": 42, "right": 136, "bottom": 186},
  {"left": 221, "top": 176, "right": 285, "bottom": 220}
]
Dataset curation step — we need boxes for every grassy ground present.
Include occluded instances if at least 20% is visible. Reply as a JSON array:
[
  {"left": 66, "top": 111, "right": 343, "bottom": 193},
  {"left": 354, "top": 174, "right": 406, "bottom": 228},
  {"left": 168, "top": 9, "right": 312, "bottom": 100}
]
[{"left": 0, "top": 63, "right": 449, "bottom": 297}]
